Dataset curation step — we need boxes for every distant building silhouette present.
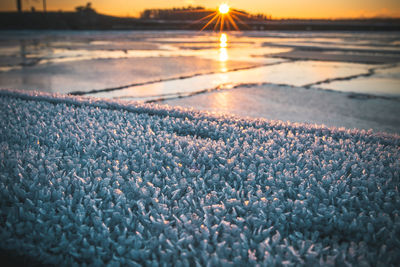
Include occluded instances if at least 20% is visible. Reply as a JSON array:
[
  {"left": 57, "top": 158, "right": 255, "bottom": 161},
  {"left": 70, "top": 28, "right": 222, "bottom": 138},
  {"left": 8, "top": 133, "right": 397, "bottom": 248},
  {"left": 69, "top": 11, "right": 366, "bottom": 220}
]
[
  {"left": 139, "top": 6, "right": 271, "bottom": 22},
  {"left": 140, "top": 6, "right": 210, "bottom": 20},
  {"left": 75, "top": 2, "right": 96, "bottom": 14},
  {"left": 15, "top": 0, "right": 46, "bottom": 13}
]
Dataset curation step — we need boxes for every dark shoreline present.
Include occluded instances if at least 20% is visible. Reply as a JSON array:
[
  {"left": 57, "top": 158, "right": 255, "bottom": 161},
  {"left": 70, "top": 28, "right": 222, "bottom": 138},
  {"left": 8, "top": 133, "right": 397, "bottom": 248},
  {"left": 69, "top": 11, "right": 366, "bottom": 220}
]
[{"left": 1, "top": 11, "right": 399, "bottom": 31}]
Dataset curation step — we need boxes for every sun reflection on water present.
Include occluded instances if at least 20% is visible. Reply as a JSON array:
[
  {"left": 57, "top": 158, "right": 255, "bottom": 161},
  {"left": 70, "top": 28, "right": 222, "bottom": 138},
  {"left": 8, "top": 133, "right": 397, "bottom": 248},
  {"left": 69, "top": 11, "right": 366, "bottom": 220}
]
[
  {"left": 218, "top": 33, "right": 229, "bottom": 72},
  {"left": 220, "top": 33, "right": 228, "bottom": 47},
  {"left": 219, "top": 48, "right": 228, "bottom": 62}
]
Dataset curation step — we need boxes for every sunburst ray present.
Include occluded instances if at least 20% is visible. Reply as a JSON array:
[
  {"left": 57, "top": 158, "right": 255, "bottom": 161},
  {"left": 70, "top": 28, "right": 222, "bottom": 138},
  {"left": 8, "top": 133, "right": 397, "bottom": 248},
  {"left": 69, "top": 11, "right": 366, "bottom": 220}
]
[
  {"left": 192, "top": 3, "right": 251, "bottom": 32},
  {"left": 214, "top": 16, "right": 222, "bottom": 31},
  {"left": 230, "top": 13, "right": 251, "bottom": 30},
  {"left": 200, "top": 13, "right": 220, "bottom": 31},
  {"left": 226, "top": 14, "right": 239, "bottom": 31}
]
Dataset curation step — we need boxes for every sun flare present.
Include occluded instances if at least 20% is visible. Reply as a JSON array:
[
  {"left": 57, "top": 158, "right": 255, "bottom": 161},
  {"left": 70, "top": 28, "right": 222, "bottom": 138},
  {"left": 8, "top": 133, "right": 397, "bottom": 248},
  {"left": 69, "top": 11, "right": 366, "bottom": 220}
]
[
  {"left": 219, "top": 4, "right": 230, "bottom": 14},
  {"left": 194, "top": 3, "right": 248, "bottom": 32}
]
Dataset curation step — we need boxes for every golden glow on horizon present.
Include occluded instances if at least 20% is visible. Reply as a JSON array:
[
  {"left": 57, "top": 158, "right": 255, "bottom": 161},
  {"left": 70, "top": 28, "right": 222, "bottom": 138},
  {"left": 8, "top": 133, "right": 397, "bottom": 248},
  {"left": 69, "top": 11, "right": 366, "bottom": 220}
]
[
  {"left": 219, "top": 4, "right": 230, "bottom": 14},
  {"left": 0, "top": 0, "right": 399, "bottom": 19}
]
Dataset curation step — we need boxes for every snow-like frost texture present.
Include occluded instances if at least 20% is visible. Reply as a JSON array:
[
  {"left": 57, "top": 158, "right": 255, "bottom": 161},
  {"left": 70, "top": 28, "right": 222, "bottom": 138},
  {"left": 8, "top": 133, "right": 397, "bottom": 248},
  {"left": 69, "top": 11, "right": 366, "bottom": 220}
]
[{"left": 0, "top": 89, "right": 399, "bottom": 266}]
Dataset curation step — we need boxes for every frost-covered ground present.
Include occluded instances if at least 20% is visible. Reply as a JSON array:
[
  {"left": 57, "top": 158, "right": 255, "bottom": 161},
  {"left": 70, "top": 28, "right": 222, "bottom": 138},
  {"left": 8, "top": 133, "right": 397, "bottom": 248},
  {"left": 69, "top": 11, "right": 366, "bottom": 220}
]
[{"left": 1, "top": 90, "right": 399, "bottom": 266}]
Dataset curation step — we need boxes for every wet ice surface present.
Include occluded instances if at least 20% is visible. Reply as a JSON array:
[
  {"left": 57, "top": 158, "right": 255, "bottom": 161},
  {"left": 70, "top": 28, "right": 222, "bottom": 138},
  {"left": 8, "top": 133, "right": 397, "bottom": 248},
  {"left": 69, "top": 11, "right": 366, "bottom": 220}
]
[
  {"left": 0, "top": 30, "right": 399, "bottom": 131},
  {"left": 0, "top": 56, "right": 258, "bottom": 94},
  {"left": 94, "top": 60, "right": 371, "bottom": 99},
  {"left": 317, "top": 65, "right": 400, "bottom": 97},
  {"left": 164, "top": 84, "right": 400, "bottom": 134}
]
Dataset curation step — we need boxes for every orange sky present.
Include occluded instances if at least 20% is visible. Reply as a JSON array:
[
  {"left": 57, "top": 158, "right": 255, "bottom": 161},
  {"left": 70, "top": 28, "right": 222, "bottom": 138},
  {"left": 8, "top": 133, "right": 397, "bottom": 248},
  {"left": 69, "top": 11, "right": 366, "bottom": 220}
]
[{"left": 1, "top": 0, "right": 399, "bottom": 18}]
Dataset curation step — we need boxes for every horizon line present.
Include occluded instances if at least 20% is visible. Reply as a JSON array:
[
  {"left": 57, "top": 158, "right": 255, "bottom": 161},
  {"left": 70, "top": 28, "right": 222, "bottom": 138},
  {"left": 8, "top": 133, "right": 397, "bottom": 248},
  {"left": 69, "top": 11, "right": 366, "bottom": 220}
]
[{"left": 1, "top": 9, "right": 400, "bottom": 21}]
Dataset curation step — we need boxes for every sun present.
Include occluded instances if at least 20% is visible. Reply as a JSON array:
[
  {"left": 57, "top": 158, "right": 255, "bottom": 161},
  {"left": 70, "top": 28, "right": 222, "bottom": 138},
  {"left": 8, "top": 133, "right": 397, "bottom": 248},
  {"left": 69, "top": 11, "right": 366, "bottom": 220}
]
[
  {"left": 219, "top": 4, "right": 230, "bottom": 14},
  {"left": 192, "top": 3, "right": 248, "bottom": 31}
]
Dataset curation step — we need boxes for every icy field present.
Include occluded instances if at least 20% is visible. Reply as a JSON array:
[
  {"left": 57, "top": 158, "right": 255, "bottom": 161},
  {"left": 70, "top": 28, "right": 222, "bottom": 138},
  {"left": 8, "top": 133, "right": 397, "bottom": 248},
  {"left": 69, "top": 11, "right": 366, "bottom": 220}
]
[
  {"left": 1, "top": 31, "right": 399, "bottom": 99},
  {"left": 1, "top": 30, "right": 399, "bottom": 133},
  {"left": 0, "top": 90, "right": 399, "bottom": 265}
]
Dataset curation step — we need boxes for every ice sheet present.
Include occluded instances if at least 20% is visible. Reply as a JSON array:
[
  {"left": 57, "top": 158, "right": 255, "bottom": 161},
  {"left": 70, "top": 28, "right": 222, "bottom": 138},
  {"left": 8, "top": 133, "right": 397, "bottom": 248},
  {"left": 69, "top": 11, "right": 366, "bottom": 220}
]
[
  {"left": 163, "top": 84, "right": 400, "bottom": 134},
  {"left": 92, "top": 61, "right": 371, "bottom": 100},
  {"left": 1, "top": 30, "right": 399, "bottom": 134},
  {"left": 317, "top": 65, "right": 400, "bottom": 96}
]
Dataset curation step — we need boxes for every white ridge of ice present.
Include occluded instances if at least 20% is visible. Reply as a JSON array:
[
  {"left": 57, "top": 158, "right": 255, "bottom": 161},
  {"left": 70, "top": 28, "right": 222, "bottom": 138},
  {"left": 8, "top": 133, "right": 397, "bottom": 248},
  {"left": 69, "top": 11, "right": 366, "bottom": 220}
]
[{"left": 0, "top": 89, "right": 399, "bottom": 266}]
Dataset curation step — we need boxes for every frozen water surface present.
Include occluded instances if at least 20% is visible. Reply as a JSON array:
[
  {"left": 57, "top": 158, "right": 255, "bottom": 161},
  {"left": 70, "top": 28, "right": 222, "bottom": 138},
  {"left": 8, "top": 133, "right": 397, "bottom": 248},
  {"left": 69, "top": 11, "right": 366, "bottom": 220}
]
[
  {"left": 0, "top": 30, "right": 399, "bottom": 131},
  {"left": 164, "top": 84, "right": 400, "bottom": 134},
  {"left": 0, "top": 56, "right": 258, "bottom": 93},
  {"left": 93, "top": 60, "right": 371, "bottom": 100},
  {"left": 1, "top": 31, "right": 399, "bottom": 94},
  {"left": 317, "top": 65, "right": 400, "bottom": 97}
]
